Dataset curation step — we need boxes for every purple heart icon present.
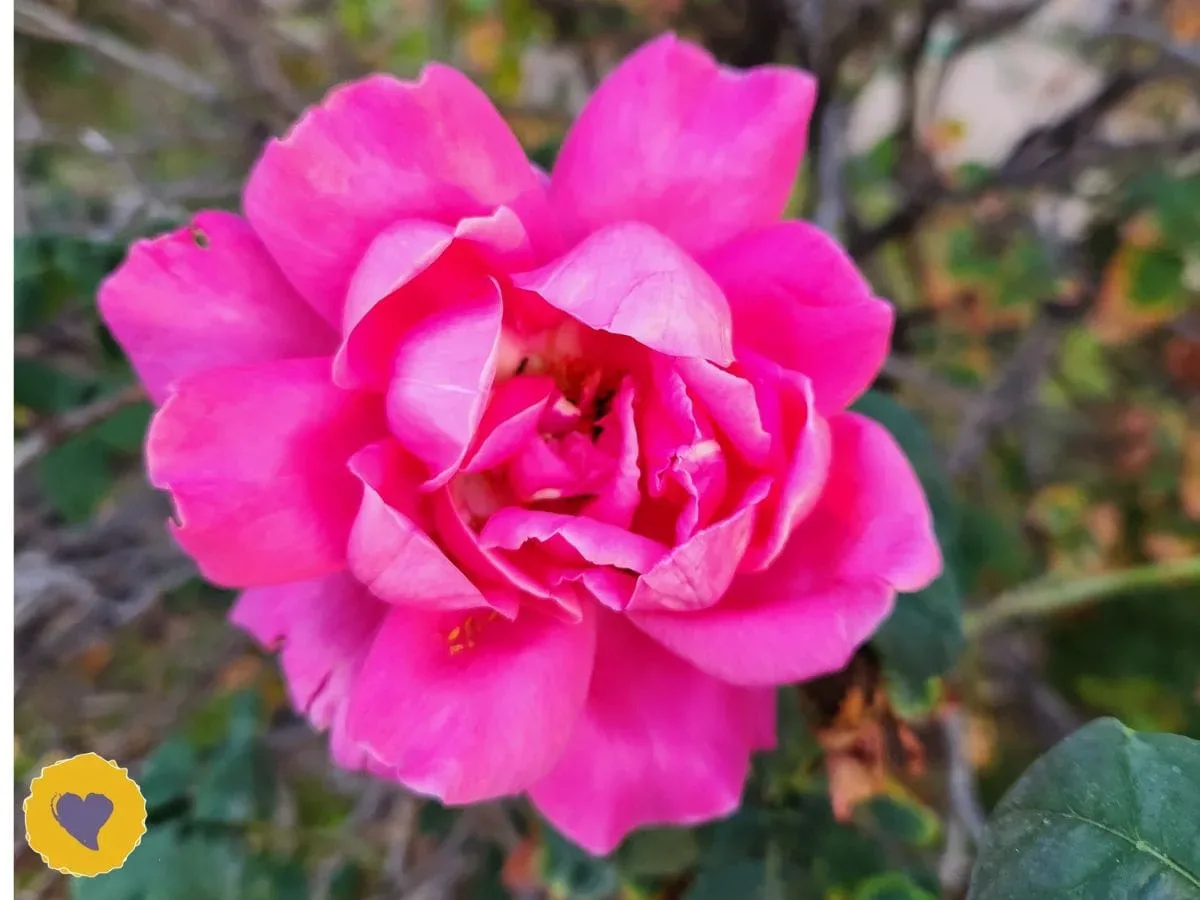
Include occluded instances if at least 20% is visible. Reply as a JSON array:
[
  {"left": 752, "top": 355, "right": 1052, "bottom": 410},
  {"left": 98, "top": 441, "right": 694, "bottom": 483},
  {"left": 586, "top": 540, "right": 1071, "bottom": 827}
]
[{"left": 51, "top": 792, "right": 114, "bottom": 851}]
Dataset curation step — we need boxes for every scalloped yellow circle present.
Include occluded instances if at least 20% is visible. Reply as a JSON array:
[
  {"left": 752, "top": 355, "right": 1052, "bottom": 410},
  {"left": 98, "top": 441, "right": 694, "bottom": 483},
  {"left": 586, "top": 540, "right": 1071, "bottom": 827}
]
[{"left": 24, "top": 752, "right": 147, "bottom": 877}]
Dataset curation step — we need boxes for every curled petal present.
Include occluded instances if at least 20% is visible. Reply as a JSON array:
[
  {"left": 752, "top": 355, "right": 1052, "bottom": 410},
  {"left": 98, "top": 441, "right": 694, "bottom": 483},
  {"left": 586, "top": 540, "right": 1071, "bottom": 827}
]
[
  {"left": 739, "top": 358, "right": 831, "bottom": 571},
  {"left": 513, "top": 222, "right": 733, "bottom": 365},
  {"left": 551, "top": 33, "right": 816, "bottom": 255},
  {"left": 463, "top": 375, "right": 558, "bottom": 473},
  {"left": 385, "top": 283, "right": 504, "bottom": 487},
  {"left": 676, "top": 359, "right": 771, "bottom": 467},
  {"left": 480, "top": 508, "right": 669, "bottom": 575},
  {"left": 583, "top": 377, "right": 641, "bottom": 528},
  {"left": 99, "top": 211, "right": 335, "bottom": 402},
  {"left": 335, "top": 209, "right": 529, "bottom": 390},
  {"left": 627, "top": 479, "right": 770, "bottom": 613}
]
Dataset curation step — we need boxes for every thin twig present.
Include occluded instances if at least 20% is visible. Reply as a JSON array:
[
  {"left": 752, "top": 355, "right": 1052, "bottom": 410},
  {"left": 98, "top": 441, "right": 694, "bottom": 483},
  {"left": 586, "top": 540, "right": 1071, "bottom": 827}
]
[
  {"left": 813, "top": 96, "right": 850, "bottom": 236},
  {"left": 943, "top": 707, "right": 987, "bottom": 844},
  {"left": 849, "top": 65, "right": 1161, "bottom": 258},
  {"left": 1097, "top": 19, "right": 1200, "bottom": 71},
  {"left": 14, "top": 385, "right": 147, "bottom": 472},
  {"left": 15, "top": 0, "right": 219, "bottom": 101},
  {"left": 965, "top": 557, "right": 1200, "bottom": 638},
  {"left": 946, "top": 305, "right": 1075, "bottom": 476}
]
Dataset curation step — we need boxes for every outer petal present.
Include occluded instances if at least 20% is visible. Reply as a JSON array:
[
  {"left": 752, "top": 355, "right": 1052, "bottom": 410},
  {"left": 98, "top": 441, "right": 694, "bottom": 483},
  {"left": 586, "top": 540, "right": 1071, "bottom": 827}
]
[
  {"left": 528, "top": 614, "right": 764, "bottom": 855},
  {"left": 629, "top": 412, "right": 941, "bottom": 685},
  {"left": 231, "top": 572, "right": 386, "bottom": 731},
  {"left": 630, "top": 579, "right": 896, "bottom": 686},
  {"left": 778, "top": 412, "right": 941, "bottom": 592},
  {"left": 386, "top": 281, "right": 504, "bottom": 486},
  {"left": 513, "top": 222, "right": 733, "bottom": 365},
  {"left": 550, "top": 34, "right": 816, "bottom": 256},
  {"left": 346, "top": 603, "right": 597, "bottom": 803},
  {"left": 244, "top": 68, "right": 552, "bottom": 323},
  {"left": 147, "top": 358, "right": 385, "bottom": 586},
  {"left": 702, "top": 221, "right": 894, "bottom": 413},
  {"left": 98, "top": 211, "right": 336, "bottom": 402}
]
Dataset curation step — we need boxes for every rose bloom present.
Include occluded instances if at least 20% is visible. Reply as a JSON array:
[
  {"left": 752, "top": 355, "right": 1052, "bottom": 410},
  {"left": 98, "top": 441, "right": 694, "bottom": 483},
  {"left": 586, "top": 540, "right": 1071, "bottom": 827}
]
[{"left": 100, "top": 35, "right": 940, "bottom": 854}]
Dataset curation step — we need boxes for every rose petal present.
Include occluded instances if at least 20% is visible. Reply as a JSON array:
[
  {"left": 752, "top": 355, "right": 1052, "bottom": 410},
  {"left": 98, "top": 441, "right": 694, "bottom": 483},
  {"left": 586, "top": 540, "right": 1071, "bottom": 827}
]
[
  {"left": 463, "top": 375, "right": 557, "bottom": 473},
  {"left": 231, "top": 572, "right": 386, "bottom": 731},
  {"left": 335, "top": 209, "right": 529, "bottom": 390},
  {"left": 346, "top": 603, "right": 596, "bottom": 803},
  {"left": 244, "top": 68, "right": 552, "bottom": 323},
  {"left": 528, "top": 613, "right": 766, "bottom": 855},
  {"left": 630, "top": 579, "right": 896, "bottom": 686},
  {"left": 702, "top": 221, "right": 894, "bottom": 414},
  {"left": 513, "top": 222, "right": 733, "bottom": 365},
  {"left": 347, "top": 442, "right": 517, "bottom": 616},
  {"left": 739, "top": 358, "right": 831, "bottom": 572},
  {"left": 386, "top": 281, "right": 505, "bottom": 487},
  {"left": 628, "top": 413, "right": 942, "bottom": 685},
  {"left": 627, "top": 478, "right": 771, "bottom": 612},
  {"left": 98, "top": 211, "right": 335, "bottom": 402},
  {"left": 550, "top": 34, "right": 816, "bottom": 256},
  {"left": 480, "top": 508, "right": 669, "bottom": 575},
  {"left": 508, "top": 433, "right": 613, "bottom": 504},
  {"left": 676, "top": 359, "right": 772, "bottom": 467},
  {"left": 583, "top": 377, "right": 641, "bottom": 528},
  {"left": 775, "top": 412, "right": 942, "bottom": 592},
  {"left": 147, "top": 358, "right": 385, "bottom": 586}
]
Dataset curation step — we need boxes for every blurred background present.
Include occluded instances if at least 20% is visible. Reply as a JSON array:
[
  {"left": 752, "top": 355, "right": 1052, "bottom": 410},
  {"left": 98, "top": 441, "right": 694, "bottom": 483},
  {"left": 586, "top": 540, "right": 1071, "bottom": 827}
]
[{"left": 13, "top": 1, "right": 1200, "bottom": 898}]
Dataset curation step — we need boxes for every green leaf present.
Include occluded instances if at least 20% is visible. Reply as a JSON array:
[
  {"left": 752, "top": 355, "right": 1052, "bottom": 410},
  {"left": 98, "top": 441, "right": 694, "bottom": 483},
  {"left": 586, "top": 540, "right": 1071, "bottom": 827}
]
[
  {"left": 1129, "top": 247, "right": 1185, "bottom": 309},
  {"left": 192, "top": 692, "right": 274, "bottom": 826},
  {"left": 91, "top": 402, "right": 153, "bottom": 453},
  {"left": 854, "top": 872, "right": 939, "bottom": 900},
  {"left": 138, "top": 737, "right": 199, "bottom": 810},
  {"left": 685, "top": 860, "right": 768, "bottom": 900},
  {"left": 241, "top": 855, "right": 309, "bottom": 900},
  {"left": 39, "top": 435, "right": 114, "bottom": 522},
  {"left": 327, "top": 861, "right": 366, "bottom": 900},
  {"left": 617, "top": 828, "right": 700, "bottom": 879},
  {"left": 968, "top": 718, "right": 1200, "bottom": 899},
  {"left": 71, "top": 826, "right": 245, "bottom": 900},
  {"left": 856, "top": 793, "right": 941, "bottom": 848},
  {"left": 540, "top": 821, "right": 620, "bottom": 900},
  {"left": 14, "top": 359, "right": 95, "bottom": 414},
  {"left": 873, "top": 571, "right": 965, "bottom": 685}
]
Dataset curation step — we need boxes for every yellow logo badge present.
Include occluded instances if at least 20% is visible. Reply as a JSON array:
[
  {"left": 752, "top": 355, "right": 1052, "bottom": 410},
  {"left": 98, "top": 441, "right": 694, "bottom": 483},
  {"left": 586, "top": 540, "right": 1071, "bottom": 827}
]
[{"left": 24, "top": 753, "right": 148, "bottom": 877}]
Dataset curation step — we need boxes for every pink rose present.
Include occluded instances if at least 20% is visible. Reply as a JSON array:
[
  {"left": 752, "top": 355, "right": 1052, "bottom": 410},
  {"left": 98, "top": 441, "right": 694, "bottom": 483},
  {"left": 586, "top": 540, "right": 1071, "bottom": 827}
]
[{"left": 100, "top": 35, "right": 940, "bottom": 853}]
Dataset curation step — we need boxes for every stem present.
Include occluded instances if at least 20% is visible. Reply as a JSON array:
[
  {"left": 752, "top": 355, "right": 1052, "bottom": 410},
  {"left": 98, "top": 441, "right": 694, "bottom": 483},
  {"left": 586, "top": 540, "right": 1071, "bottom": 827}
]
[{"left": 964, "top": 557, "right": 1200, "bottom": 638}]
